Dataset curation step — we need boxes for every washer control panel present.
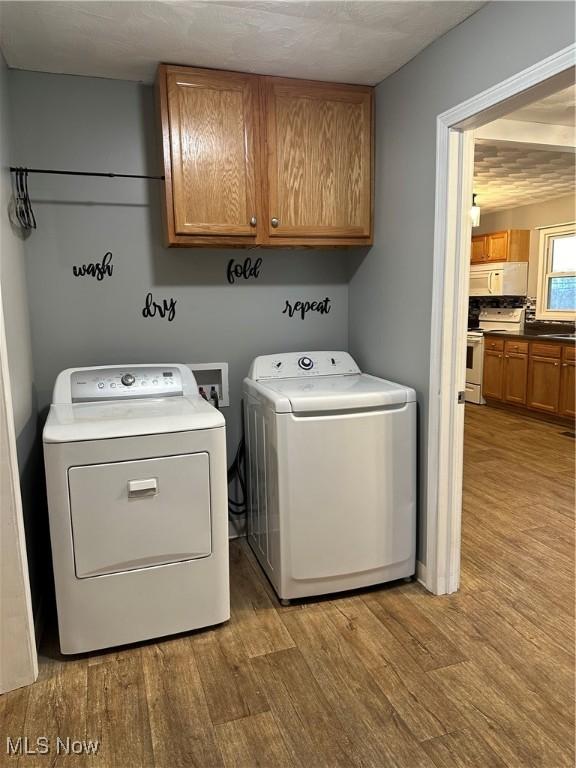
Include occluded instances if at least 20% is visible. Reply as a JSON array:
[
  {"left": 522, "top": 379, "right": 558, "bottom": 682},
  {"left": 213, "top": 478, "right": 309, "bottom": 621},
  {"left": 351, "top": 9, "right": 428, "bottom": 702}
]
[
  {"left": 71, "top": 366, "right": 183, "bottom": 402},
  {"left": 250, "top": 352, "right": 360, "bottom": 380}
]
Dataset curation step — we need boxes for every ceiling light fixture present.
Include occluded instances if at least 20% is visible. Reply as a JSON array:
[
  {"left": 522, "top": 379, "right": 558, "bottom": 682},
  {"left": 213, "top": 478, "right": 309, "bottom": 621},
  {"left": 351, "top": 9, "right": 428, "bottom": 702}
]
[{"left": 471, "top": 194, "right": 481, "bottom": 228}]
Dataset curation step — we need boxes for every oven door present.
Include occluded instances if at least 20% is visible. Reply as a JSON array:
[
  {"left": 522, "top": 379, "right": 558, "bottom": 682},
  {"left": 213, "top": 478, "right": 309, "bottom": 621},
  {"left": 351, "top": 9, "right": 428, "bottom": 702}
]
[{"left": 466, "top": 335, "right": 484, "bottom": 386}]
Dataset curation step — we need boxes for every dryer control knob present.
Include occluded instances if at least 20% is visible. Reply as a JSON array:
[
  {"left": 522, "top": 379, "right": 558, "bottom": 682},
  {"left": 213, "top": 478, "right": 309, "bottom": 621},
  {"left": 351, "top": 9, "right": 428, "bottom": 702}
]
[
  {"left": 121, "top": 373, "right": 135, "bottom": 386},
  {"left": 298, "top": 356, "right": 314, "bottom": 371}
]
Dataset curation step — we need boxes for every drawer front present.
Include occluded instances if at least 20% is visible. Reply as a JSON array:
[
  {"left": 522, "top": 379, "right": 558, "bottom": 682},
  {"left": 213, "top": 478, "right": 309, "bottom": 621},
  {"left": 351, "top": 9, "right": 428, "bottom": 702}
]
[
  {"left": 530, "top": 343, "right": 561, "bottom": 359},
  {"left": 484, "top": 337, "right": 504, "bottom": 352},
  {"left": 504, "top": 340, "right": 528, "bottom": 355},
  {"left": 563, "top": 345, "right": 576, "bottom": 362},
  {"left": 68, "top": 453, "right": 212, "bottom": 578}
]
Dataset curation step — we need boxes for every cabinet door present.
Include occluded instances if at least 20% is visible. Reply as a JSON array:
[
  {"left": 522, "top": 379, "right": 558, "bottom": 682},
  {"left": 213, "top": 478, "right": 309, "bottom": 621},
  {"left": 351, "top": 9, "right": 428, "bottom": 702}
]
[
  {"left": 263, "top": 77, "right": 372, "bottom": 240},
  {"left": 559, "top": 348, "right": 575, "bottom": 419},
  {"left": 527, "top": 356, "right": 561, "bottom": 413},
  {"left": 503, "top": 353, "right": 528, "bottom": 405},
  {"left": 483, "top": 350, "right": 504, "bottom": 400},
  {"left": 471, "top": 236, "right": 487, "bottom": 264},
  {"left": 162, "top": 66, "right": 260, "bottom": 238},
  {"left": 486, "top": 231, "right": 509, "bottom": 262}
]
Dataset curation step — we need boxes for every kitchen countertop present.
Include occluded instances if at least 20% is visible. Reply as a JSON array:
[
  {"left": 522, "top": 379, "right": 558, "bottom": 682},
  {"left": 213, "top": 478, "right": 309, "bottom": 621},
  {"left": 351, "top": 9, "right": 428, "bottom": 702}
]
[{"left": 483, "top": 329, "right": 575, "bottom": 343}]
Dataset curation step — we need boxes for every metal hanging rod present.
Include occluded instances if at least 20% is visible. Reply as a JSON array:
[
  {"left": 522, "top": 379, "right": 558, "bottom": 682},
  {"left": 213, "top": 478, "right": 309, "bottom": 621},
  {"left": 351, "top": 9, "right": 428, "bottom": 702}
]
[{"left": 9, "top": 166, "right": 165, "bottom": 180}]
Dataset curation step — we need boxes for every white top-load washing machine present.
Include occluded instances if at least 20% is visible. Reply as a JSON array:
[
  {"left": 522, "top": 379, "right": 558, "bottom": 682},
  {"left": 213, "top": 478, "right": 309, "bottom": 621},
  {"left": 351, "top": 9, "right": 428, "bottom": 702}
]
[
  {"left": 43, "top": 364, "right": 229, "bottom": 654},
  {"left": 243, "top": 351, "right": 416, "bottom": 602}
]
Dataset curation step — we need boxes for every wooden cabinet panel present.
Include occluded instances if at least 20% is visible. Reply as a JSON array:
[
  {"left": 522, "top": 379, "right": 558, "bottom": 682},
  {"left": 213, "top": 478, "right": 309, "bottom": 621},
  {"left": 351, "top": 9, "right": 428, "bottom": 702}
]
[
  {"left": 471, "top": 236, "right": 487, "bottom": 264},
  {"left": 484, "top": 337, "right": 504, "bottom": 352},
  {"left": 161, "top": 66, "right": 260, "bottom": 240},
  {"left": 527, "top": 356, "right": 561, "bottom": 413},
  {"left": 262, "top": 78, "right": 372, "bottom": 240},
  {"left": 486, "top": 231, "right": 508, "bottom": 263},
  {"left": 505, "top": 340, "right": 529, "bottom": 355},
  {"left": 483, "top": 349, "right": 504, "bottom": 400},
  {"left": 470, "top": 230, "right": 529, "bottom": 264},
  {"left": 504, "top": 353, "right": 528, "bottom": 405},
  {"left": 559, "top": 347, "right": 575, "bottom": 419},
  {"left": 531, "top": 342, "right": 561, "bottom": 359}
]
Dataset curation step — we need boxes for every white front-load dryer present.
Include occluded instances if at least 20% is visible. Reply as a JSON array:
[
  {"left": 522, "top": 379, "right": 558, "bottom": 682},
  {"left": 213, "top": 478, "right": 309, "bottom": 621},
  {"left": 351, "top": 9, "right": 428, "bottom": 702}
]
[
  {"left": 243, "top": 352, "right": 416, "bottom": 602},
  {"left": 43, "top": 364, "right": 229, "bottom": 654}
]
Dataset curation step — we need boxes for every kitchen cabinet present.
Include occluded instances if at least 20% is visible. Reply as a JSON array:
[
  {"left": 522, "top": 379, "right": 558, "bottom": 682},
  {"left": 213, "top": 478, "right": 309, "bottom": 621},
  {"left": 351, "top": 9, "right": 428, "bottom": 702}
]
[
  {"left": 559, "top": 345, "right": 575, "bottom": 419},
  {"left": 157, "top": 65, "right": 373, "bottom": 247},
  {"left": 483, "top": 336, "right": 574, "bottom": 422},
  {"left": 470, "top": 230, "right": 529, "bottom": 265},
  {"left": 527, "top": 354, "right": 561, "bottom": 413},
  {"left": 471, "top": 236, "right": 487, "bottom": 265},
  {"left": 503, "top": 341, "right": 528, "bottom": 405},
  {"left": 483, "top": 347, "right": 504, "bottom": 400}
]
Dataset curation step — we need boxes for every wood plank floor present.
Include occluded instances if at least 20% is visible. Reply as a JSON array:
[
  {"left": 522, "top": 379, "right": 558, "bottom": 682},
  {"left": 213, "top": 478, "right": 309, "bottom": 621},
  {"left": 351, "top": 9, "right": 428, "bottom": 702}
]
[{"left": 1, "top": 405, "right": 574, "bottom": 767}]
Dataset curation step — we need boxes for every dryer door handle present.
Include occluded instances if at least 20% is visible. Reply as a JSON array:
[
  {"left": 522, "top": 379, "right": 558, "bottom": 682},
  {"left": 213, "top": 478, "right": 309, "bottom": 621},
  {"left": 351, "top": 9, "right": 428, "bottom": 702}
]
[{"left": 128, "top": 478, "right": 158, "bottom": 498}]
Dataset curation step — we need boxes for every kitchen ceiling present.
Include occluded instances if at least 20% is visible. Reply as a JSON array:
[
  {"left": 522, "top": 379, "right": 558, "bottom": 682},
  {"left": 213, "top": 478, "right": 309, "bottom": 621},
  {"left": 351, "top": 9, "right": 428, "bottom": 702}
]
[
  {"left": 0, "top": 0, "right": 484, "bottom": 85},
  {"left": 504, "top": 85, "right": 576, "bottom": 127},
  {"left": 474, "top": 144, "right": 575, "bottom": 213}
]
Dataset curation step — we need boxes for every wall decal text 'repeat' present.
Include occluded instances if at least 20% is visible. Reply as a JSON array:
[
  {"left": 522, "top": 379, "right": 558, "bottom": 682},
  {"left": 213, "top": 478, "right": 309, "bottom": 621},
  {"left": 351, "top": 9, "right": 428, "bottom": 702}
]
[
  {"left": 227, "top": 256, "right": 262, "bottom": 284},
  {"left": 142, "top": 292, "right": 177, "bottom": 322},
  {"left": 282, "top": 298, "right": 332, "bottom": 319},
  {"left": 73, "top": 251, "right": 113, "bottom": 281}
]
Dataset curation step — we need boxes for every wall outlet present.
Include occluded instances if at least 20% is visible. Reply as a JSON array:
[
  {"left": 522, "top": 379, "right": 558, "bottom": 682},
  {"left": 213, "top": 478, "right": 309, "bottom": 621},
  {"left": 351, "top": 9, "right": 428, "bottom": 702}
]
[{"left": 186, "top": 362, "right": 229, "bottom": 407}]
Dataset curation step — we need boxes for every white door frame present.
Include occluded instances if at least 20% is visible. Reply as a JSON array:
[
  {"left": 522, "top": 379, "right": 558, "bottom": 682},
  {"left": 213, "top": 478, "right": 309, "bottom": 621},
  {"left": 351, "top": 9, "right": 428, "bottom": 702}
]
[
  {"left": 425, "top": 44, "right": 576, "bottom": 595},
  {"left": 0, "top": 287, "right": 38, "bottom": 692}
]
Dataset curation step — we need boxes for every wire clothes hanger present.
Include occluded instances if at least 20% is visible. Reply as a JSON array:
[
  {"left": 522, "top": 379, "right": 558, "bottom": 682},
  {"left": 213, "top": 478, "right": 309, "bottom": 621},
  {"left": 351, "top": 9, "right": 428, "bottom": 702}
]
[
  {"left": 9, "top": 166, "right": 165, "bottom": 231},
  {"left": 13, "top": 168, "right": 36, "bottom": 230}
]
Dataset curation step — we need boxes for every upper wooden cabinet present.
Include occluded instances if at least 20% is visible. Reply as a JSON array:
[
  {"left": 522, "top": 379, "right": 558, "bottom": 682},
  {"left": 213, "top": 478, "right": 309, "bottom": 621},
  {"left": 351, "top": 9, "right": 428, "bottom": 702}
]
[
  {"left": 157, "top": 65, "right": 373, "bottom": 247},
  {"left": 261, "top": 77, "right": 372, "bottom": 243},
  {"left": 471, "top": 230, "right": 530, "bottom": 265}
]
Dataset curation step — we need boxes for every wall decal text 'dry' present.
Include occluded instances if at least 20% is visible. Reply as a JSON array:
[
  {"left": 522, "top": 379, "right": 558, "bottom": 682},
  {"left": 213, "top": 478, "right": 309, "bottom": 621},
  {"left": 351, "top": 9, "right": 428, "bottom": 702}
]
[
  {"left": 142, "top": 292, "right": 177, "bottom": 322},
  {"left": 72, "top": 252, "right": 113, "bottom": 281},
  {"left": 282, "top": 298, "right": 332, "bottom": 319},
  {"left": 227, "top": 256, "right": 262, "bottom": 284}
]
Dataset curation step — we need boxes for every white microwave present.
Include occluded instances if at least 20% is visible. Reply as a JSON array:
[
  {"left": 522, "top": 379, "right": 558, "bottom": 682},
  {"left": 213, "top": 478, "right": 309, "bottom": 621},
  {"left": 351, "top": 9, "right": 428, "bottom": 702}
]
[{"left": 469, "top": 262, "right": 528, "bottom": 297}]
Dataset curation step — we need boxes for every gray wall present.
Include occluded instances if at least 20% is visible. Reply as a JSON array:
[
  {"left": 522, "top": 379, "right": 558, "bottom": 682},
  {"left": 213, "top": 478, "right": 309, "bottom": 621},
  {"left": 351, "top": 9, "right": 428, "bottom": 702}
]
[
  {"left": 0, "top": 53, "right": 44, "bottom": 623},
  {"left": 9, "top": 70, "right": 353, "bottom": 491},
  {"left": 475, "top": 193, "right": 575, "bottom": 296},
  {"left": 349, "top": 1, "right": 575, "bottom": 562}
]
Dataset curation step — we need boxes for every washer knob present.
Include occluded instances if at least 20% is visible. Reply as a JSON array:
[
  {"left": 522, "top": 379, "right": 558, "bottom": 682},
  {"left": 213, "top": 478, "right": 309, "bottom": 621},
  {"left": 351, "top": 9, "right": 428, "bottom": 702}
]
[
  {"left": 121, "top": 373, "right": 135, "bottom": 386},
  {"left": 298, "top": 356, "right": 314, "bottom": 370}
]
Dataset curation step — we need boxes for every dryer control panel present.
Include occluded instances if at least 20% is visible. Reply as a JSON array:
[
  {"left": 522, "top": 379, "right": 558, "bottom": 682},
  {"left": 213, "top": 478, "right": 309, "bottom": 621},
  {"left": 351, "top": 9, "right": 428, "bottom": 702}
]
[
  {"left": 249, "top": 352, "right": 360, "bottom": 380},
  {"left": 69, "top": 366, "right": 184, "bottom": 403}
]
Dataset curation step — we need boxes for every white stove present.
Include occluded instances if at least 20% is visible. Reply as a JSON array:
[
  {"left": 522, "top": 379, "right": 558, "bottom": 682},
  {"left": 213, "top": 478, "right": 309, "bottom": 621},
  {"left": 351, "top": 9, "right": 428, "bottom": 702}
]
[{"left": 465, "top": 308, "right": 525, "bottom": 404}]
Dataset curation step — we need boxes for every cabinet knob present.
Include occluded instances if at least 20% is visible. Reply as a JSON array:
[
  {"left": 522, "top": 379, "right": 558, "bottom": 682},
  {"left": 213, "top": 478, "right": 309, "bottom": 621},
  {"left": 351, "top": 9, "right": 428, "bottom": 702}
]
[
  {"left": 271, "top": 218, "right": 279, "bottom": 228},
  {"left": 505, "top": 355, "right": 509, "bottom": 358},
  {"left": 250, "top": 216, "right": 257, "bottom": 227},
  {"left": 562, "top": 362, "right": 568, "bottom": 367},
  {"left": 554, "top": 362, "right": 559, "bottom": 366}
]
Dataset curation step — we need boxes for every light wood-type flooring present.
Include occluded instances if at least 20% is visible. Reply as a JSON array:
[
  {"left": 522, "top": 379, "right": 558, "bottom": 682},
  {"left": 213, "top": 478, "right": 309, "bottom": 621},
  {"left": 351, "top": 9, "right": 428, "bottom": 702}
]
[{"left": 1, "top": 405, "right": 574, "bottom": 767}]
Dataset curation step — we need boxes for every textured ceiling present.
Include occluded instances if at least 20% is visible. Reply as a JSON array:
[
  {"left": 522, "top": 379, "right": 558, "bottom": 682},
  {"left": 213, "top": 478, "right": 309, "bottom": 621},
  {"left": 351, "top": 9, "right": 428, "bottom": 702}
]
[
  {"left": 474, "top": 144, "right": 575, "bottom": 213},
  {"left": 0, "top": 0, "right": 484, "bottom": 85},
  {"left": 504, "top": 85, "right": 576, "bottom": 127}
]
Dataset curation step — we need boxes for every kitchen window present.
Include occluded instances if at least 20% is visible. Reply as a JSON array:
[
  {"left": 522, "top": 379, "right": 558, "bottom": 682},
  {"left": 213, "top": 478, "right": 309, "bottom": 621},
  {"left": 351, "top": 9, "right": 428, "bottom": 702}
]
[{"left": 536, "top": 223, "right": 576, "bottom": 321}]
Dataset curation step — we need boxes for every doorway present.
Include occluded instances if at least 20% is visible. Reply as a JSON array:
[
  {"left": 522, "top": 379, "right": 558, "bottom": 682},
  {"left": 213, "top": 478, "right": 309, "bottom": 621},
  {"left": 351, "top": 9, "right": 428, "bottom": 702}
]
[{"left": 425, "top": 43, "right": 575, "bottom": 595}]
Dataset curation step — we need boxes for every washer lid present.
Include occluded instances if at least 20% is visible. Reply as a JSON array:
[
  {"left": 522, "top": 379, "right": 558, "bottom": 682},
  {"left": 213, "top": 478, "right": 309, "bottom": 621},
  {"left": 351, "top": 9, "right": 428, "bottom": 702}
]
[
  {"left": 43, "top": 395, "right": 224, "bottom": 443},
  {"left": 252, "top": 374, "right": 416, "bottom": 413}
]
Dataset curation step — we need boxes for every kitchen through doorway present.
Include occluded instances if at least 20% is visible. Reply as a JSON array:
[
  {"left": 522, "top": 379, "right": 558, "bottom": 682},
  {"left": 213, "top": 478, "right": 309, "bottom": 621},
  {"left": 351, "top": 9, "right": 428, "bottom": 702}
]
[{"left": 424, "top": 44, "right": 575, "bottom": 596}]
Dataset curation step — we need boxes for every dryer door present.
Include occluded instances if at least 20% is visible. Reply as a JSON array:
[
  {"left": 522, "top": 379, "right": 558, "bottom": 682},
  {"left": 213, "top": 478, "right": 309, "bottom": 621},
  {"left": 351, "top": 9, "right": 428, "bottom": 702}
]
[{"left": 68, "top": 453, "right": 211, "bottom": 578}]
